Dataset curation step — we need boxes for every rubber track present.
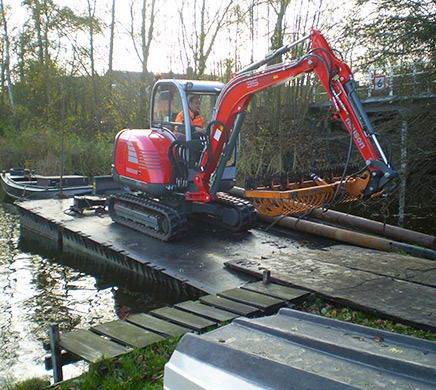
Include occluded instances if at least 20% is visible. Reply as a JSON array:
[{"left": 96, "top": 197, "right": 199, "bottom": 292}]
[
  {"left": 216, "top": 192, "right": 258, "bottom": 232},
  {"left": 108, "top": 193, "right": 187, "bottom": 241}
]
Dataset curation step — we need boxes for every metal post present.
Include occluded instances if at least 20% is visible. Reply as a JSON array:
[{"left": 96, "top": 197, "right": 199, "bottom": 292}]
[
  {"left": 399, "top": 113, "right": 408, "bottom": 227},
  {"left": 389, "top": 66, "right": 394, "bottom": 97},
  {"left": 59, "top": 77, "right": 66, "bottom": 198},
  {"left": 49, "top": 323, "right": 63, "bottom": 383},
  {"left": 412, "top": 64, "right": 417, "bottom": 96},
  {"left": 262, "top": 269, "right": 271, "bottom": 285},
  {"left": 367, "top": 69, "right": 373, "bottom": 98}
]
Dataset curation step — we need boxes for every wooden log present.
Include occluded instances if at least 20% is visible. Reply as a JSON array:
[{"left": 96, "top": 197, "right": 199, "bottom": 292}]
[
  {"left": 309, "top": 208, "right": 436, "bottom": 249},
  {"left": 229, "top": 187, "right": 436, "bottom": 259},
  {"left": 264, "top": 215, "right": 436, "bottom": 260}
]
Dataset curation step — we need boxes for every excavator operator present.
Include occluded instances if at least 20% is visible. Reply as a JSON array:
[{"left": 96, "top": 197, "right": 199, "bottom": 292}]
[{"left": 175, "top": 95, "right": 205, "bottom": 138}]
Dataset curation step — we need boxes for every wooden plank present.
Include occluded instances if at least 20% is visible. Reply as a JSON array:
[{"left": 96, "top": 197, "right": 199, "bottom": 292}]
[
  {"left": 218, "top": 288, "right": 285, "bottom": 309},
  {"left": 226, "top": 258, "right": 436, "bottom": 331},
  {"left": 151, "top": 307, "right": 216, "bottom": 332},
  {"left": 301, "top": 246, "right": 436, "bottom": 288},
  {"left": 92, "top": 320, "right": 164, "bottom": 348},
  {"left": 175, "top": 301, "right": 238, "bottom": 323},
  {"left": 59, "top": 329, "right": 131, "bottom": 363},
  {"left": 242, "top": 281, "right": 310, "bottom": 301},
  {"left": 200, "top": 295, "right": 259, "bottom": 316},
  {"left": 126, "top": 313, "right": 191, "bottom": 337}
]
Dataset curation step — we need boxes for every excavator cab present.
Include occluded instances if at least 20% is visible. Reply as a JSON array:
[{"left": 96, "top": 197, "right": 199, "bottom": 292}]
[
  {"left": 151, "top": 80, "right": 224, "bottom": 141},
  {"left": 112, "top": 79, "right": 236, "bottom": 199},
  {"left": 149, "top": 79, "right": 237, "bottom": 191}
]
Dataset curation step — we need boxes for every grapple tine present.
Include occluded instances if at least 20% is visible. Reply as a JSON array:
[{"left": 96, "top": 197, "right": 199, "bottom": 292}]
[{"left": 245, "top": 170, "right": 372, "bottom": 217}]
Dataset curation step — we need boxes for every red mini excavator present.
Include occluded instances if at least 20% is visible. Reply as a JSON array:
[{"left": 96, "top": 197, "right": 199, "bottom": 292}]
[{"left": 109, "top": 29, "right": 397, "bottom": 240}]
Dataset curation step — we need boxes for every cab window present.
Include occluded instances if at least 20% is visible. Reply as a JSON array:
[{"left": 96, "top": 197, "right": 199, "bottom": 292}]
[
  {"left": 196, "top": 94, "right": 215, "bottom": 125},
  {"left": 151, "top": 84, "right": 183, "bottom": 131}
]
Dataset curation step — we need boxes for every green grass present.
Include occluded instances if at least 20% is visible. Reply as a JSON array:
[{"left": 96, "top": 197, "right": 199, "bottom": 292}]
[
  {"left": 55, "top": 337, "right": 181, "bottom": 390},
  {"left": 1, "top": 377, "right": 50, "bottom": 390},
  {"left": 302, "top": 297, "right": 436, "bottom": 341}
]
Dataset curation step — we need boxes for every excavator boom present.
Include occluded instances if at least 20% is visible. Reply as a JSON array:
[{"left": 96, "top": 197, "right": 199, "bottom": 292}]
[{"left": 188, "top": 29, "right": 397, "bottom": 215}]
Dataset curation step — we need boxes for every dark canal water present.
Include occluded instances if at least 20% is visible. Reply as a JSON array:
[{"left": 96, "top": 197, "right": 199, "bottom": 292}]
[{"left": 0, "top": 202, "right": 182, "bottom": 385}]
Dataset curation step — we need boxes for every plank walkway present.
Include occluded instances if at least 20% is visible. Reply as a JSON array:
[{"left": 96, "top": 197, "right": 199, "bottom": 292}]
[
  {"left": 225, "top": 245, "right": 436, "bottom": 331},
  {"left": 45, "top": 281, "right": 309, "bottom": 380}
]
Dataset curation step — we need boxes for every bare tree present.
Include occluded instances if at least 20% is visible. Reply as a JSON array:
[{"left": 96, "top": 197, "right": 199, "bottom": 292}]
[
  {"left": 178, "top": 0, "right": 234, "bottom": 77},
  {"left": 26, "top": 0, "right": 45, "bottom": 64},
  {"left": 269, "top": 0, "right": 290, "bottom": 51},
  {"left": 267, "top": 0, "right": 291, "bottom": 172},
  {"left": 86, "top": 0, "right": 97, "bottom": 78},
  {"left": 129, "top": 0, "right": 156, "bottom": 124},
  {"left": 0, "top": 0, "right": 16, "bottom": 115},
  {"left": 108, "top": 0, "right": 116, "bottom": 92},
  {"left": 86, "top": 0, "right": 101, "bottom": 128}
]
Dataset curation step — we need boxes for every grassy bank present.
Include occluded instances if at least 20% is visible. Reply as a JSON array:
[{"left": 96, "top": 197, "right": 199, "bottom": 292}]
[
  {"left": 0, "top": 127, "right": 114, "bottom": 177},
  {"left": 303, "top": 297, "right": 436, "bottom": 341},
  {"left": 5, "top": 337, "right": 180, "bottom": 390},
  {"left": 55, "top": 337, "right": 181, "bottom": 390}
]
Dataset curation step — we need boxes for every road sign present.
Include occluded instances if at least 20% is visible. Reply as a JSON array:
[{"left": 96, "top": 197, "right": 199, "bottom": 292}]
[{"left": 373, "top": 75, "right": 387, "bottom": 91}]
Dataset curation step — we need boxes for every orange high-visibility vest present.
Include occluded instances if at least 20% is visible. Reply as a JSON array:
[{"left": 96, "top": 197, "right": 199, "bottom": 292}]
[{"left": 175, "top": 110, "right": 204, "bottom": 129}]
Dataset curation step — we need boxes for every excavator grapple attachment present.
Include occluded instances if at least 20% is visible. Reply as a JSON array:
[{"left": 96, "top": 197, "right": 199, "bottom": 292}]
[{"left": 245, "top": 171, "right": 371, "bottom": 217}]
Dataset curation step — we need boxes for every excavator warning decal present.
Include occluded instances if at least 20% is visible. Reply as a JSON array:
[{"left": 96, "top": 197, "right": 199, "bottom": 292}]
[
  {"left": 127, "top": 141, "right": 139, "bottom": 164},
  {"left": 352, "top": 129, "right": 366, "bottom": 150},
  {"left": 213, "top": 129, "right": 222, "bottom": 142},
  {"left": 246, "top": 80, "right": 259, "bottom": 88}
]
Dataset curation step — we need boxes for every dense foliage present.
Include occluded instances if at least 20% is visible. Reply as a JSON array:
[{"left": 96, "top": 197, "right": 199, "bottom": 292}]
[{"left": 344, "top": 0, "right": 436, "bottom": 66}]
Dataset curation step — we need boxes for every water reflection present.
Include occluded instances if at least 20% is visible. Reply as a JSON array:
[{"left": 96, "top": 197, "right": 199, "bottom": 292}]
[{"left": 0, "top": 204, "right": 184, "bottom": 384}]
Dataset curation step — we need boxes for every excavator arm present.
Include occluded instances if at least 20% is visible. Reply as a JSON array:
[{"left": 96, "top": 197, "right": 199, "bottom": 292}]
[{"left": 186, "top": 29, "right": 397, "bottom": 215}]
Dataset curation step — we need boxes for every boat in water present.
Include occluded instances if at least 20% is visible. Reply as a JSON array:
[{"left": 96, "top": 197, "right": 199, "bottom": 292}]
[{"left": 0, "top": 168, "right": 93, "bottom": 201}]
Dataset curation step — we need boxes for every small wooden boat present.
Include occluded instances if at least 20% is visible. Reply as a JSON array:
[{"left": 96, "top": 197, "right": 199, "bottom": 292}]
[{"left": 0, "top": 168, "right": 93, "bottom": 201}]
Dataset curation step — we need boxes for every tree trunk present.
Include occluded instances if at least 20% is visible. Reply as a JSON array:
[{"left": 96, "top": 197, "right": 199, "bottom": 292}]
[
  {"left": 87, "top": 0, "right": 99, "bottom": 129},
  {"left": 179, "top": 0, "right": 233, "bottom": 78},
  {"left": 269, "top": 0, "right": 290, "bottom": 171},
  {"left": 0, "top": 0, "right": 16, "bottom": 115},
  {"left": 108, "top": 0, "right": 116, "bottom": 93},
  {"left": 138, "top": 0, "right": 156, "bottom": 125},
  {"left": 33, "top": 0, "right": 44, "bottom": 64}
]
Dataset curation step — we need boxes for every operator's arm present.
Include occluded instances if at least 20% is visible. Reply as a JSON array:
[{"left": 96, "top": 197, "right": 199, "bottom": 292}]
[
  {"left": 175, "top": 111, "right": 184, "bottom": 123},
  {"left": 191, "top": 114, "right": 206, "bottom": 135}
]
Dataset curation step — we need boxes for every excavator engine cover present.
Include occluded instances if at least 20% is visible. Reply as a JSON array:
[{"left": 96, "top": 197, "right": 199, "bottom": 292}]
[{"left": 113, "top": 128, "right": 174, "bottom": 196}]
